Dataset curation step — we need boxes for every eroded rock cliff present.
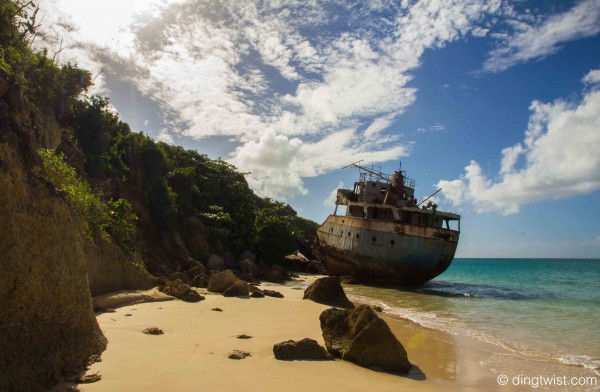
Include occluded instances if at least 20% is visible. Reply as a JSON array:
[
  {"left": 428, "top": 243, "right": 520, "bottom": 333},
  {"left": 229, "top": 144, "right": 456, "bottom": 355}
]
[{"left": 0, "top": 84, "right": 106, "bottom": 391}]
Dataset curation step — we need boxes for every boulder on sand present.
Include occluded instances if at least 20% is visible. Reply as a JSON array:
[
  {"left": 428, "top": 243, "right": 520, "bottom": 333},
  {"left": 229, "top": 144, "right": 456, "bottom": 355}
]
[
  {"left": 223, "top": 280, "right": 250, "bottom": 297},
  {"left": 262, "top": 270, "right": 286, "bottom": 283},
  {"left": 159, "top": 279, "right": 204, "bottom": 302},
  {"left": 262, "top": 289, "right": 284, "bottom": 298},
  {"left": 319, "top": 305, "right": 411, "bottom": 373},
  {"left": 239, "top": 258, "right": 261, "bottom": 277},
  {"left": 186, "top": 264, "right": 206, "bottom": 280},
  {"left": 207, "top": 270, "right": 238, "bottom": 293},
  {"left": 191, "top": 273, "right": 210, "bottom": 288},
  {"left": 303, "top": 276, "right": 354, "bottom": 309},
  {"left": 273, "top": 338, "right": 333, "bottom": 361}
]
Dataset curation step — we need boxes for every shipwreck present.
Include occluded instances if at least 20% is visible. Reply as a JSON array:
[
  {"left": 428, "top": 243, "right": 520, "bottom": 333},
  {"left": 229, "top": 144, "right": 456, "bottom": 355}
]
[{"left": 314, "top": 162, "right": 461, "bottom": 286}]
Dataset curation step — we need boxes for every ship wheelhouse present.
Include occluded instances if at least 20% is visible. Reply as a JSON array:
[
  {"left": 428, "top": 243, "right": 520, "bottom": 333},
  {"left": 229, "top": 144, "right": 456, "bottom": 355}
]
[{"left": 332, "top": 171, "right": 460, "bottom": 233}]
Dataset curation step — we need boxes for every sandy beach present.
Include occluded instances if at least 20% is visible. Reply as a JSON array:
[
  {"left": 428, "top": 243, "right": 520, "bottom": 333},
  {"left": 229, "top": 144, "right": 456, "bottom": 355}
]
[{"left": 76, "top": 275, "right": 519, "bottom": 392}]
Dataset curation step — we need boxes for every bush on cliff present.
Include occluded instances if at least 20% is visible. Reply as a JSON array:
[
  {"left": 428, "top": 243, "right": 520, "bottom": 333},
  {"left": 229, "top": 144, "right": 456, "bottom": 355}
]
[
  {"left": 253, "top": 208, "right": 296, "bottom": 266},
  {"left": 38, "top": 148, "right": 137, "bottom": 247}
]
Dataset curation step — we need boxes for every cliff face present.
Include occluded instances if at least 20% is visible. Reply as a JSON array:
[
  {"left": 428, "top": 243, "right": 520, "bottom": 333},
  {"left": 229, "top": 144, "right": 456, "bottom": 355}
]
[
  {"left": 84, "top": 239, "right": 153, "bottom": 296},
  {"left": 0, "top": 85, "right": 106, "bottom": 390}
]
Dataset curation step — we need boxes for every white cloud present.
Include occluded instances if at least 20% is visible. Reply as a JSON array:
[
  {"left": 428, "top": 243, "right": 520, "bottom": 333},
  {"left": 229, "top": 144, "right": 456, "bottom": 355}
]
[
  {"left": 583, "top": 69, "right": 600, "bottom": 84},
  {"left": 484, "top": 0, "right": 600, "bottom": 72},
  {"left": 155, "top": 129, "right": 175, "bottom": 144},
  {"left": 38, "top": 0, "right": 511, "bottom": 199},
  {"left": 364, "top": 115, "right": 397, "bottom": 138},
  {"left": 230, "top": 128, "right": 410, "bottom": 199},
  {"left": 324, "top": 182, "right": 344, "bottom": 207},
  {"left": 438, "top": 69, "right": 600, "bottom": 214},
  {"left": 229, "top": 130, "right": 306, "bottom": 199}
]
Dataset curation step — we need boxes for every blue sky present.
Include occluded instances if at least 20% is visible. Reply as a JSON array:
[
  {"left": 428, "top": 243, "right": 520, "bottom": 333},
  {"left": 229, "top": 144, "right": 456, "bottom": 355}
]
[{"left": 39, "top": 0, "right": 600, "bottom": 258}]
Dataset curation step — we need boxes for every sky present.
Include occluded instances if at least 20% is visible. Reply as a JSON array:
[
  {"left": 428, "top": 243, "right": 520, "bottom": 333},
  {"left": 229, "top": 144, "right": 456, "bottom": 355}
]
[{"left": 37, "top": 0, "right": 600, "bottom": 258}]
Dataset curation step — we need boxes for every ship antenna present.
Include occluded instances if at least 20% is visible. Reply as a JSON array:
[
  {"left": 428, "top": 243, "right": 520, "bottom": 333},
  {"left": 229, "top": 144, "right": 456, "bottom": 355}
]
[
  {"left": 342, "top": 160, "right": 364, "bottom": 170},
  {"left": 417, "top": 188, "right": 442, "bottom": 207}
]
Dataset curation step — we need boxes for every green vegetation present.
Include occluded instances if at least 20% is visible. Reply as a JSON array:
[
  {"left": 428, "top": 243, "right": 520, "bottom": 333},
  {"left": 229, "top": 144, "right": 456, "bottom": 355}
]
[
  {"left": 38, "top": 149, "right": 137, "bottom": 248},
  {"left": 254, "top": 209, "right": 296, "bottom": 265},
  {"left": 1, "top": 1, "right": 91, "bottom": 116},
  {"left": 2, "top": 0, "right": 319, "bottom": 267}
]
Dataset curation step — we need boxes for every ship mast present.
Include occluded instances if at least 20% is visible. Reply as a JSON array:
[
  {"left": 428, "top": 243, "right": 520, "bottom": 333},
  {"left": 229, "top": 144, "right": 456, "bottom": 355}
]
[{"left": 342, "top": 160, "right": 390, "bottom": 182}]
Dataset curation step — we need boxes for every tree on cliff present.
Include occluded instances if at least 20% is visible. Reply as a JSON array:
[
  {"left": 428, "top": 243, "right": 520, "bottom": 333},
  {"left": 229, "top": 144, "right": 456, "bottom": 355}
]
[{"left": 1, "top": 0, "right": 318, "bottom": 271}]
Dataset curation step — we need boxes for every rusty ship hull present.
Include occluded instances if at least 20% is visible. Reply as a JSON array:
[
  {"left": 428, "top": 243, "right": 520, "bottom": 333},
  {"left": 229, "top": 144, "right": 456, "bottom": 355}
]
[{"left": 315, "top": 214, "right": 460, "bottom": 286}]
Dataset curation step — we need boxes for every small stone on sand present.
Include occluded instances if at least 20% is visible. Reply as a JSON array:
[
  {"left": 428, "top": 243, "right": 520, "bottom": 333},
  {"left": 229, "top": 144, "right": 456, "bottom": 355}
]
[
  {"left": 228, "top": 350, "right": 251, "bottom": 360},
  {"left": 143, "top": 327, "right": 164, "bottom": 335}
]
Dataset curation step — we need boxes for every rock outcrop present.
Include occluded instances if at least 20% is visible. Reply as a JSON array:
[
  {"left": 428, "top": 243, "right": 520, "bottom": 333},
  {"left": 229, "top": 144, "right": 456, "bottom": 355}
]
[
  {"left": 223, "top": 280, "right": 250, "bottom": 297},
  {"left": 85, "top": 239, "right": 154, "bottom": 296},
  {"left": 186, "top": 264, "right": 207, "bottom": 281},
  {"left": 0, "top": 91, "right": 106, "bottom": 390},
  {"left": 159, "top": 279, "right": 205, "bottom": 302},
  {"left": 206, "top": 254, "right": 226, "bottom": 272},
  {"left": 319, "top": 305, "right": 411, "bottom": 373},
  {"left": 303, "top": 276, "right": 354, "bottom": 309},
  {"left": 273, "top": 338, "right": 333, "bottom": 361},
  {"left": 263, "top": 289, "right": 284, "bottom": 298},
  {"left": 207, "top": 270, "right": 238, "bottom": 293},
  {"left": 239, "top": 258, "right": 261, "bottom": 277}
]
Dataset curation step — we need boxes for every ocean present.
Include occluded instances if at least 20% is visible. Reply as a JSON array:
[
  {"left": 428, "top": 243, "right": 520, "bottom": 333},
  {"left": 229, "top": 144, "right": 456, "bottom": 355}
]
[{"left": 343, "top": 258, "right": 600, "bottom": 377}]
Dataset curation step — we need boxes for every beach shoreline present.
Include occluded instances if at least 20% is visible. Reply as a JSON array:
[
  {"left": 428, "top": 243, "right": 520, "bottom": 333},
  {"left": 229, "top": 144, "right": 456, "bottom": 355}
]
[
  {"left": 53, "top": 274, "right": 541, "bottom": 392},
  {"left": 55, "top": 273, "right": 598, "bottom": 392}
]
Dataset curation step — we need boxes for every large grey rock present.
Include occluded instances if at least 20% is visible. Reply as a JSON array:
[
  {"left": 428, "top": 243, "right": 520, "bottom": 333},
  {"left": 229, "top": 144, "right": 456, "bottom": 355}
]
[
  {"left": 303, "top": 277, "right": 354, "bottom": 309},
  {"left": 319, "top": 305, "right": 411, "bottom": 373},
  {"left": 223, "top": 280, "right": 250, "bottom": 297},
  {"left": 273, "top": 338, "right": 333, "bottom": 361},
  {"left": 207, "top": 270, "right": 238, "bottom": 293}
]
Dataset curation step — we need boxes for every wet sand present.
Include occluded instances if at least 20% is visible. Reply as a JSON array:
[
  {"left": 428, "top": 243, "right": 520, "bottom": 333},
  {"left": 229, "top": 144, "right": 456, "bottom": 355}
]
[{"left": 76, "top": 275, "right": 522, "bottom": 392}]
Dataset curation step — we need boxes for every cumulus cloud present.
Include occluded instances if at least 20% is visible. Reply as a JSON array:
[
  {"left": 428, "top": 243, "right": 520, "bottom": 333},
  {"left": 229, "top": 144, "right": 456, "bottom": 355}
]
[
  {"left": 43, "top": 0, "right": 592, "bottom": 200},
  {"left": 484, "top": 0, "right": 600, "bottom": 72},
  {"left": 229, "top": 131, "right": 306, "bottom": 198},
  {"left": 324, "top": 182, "right": 344, "bottom": 207},
  {"left": 230, "top": 128, "right": 410, "bottom": 199},
  {"left": 155, "top": 129, "right": 175, "bottom": 144},
  {"left": 438, "top": 69, "right": 600, "bottom": 214}
]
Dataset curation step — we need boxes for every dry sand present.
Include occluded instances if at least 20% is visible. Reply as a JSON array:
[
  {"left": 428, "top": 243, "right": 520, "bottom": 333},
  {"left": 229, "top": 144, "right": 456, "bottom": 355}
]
[{"left": 77, "top": 275, "right": 520, "bottom": 392}]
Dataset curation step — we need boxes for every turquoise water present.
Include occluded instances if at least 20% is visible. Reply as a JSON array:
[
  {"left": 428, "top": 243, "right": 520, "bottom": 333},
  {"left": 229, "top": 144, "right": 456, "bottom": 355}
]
[{"left": 343, "top": 258, "right": 600, "bottom": 374}]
